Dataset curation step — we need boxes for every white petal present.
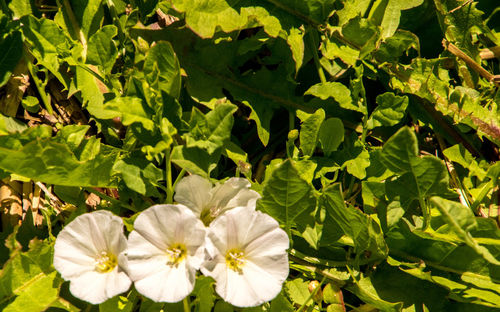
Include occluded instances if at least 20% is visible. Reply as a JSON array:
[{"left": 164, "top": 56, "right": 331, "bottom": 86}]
[
  {"left": 134, "top": 260, "right": 196, "bottom": 302},
  {"left": 53, "top": 210, "right": 128, "bottom": 280},
  {"left": 68, "top": 268, "right": 131, "bottom": 305},
  {"left": 127, "top": 204, "right": 206, "bottom": 302},
  {"left": 202, "top": 208, "right": 289, "bottom": 307},
  {"left": 209, "top": 178, "right": 259, "bottom": 215},
  {"left": 174, "top": 175, "right": 213, "bottom": 217}
]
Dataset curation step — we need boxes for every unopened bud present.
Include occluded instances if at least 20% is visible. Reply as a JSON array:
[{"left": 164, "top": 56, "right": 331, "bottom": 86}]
[
  {"left": 308, "top": 280, "right": 323, "bottom": 303},
  {"left": 288, "top": 129, "right": 299, "bottom": 141}
]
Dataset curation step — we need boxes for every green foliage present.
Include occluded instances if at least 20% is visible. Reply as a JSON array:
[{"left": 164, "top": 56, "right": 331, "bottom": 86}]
[{"left": 1, "top": 0, "right": 500, "bottom": 310}]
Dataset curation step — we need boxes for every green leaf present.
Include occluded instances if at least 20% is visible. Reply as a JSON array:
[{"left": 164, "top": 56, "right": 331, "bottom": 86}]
[
  {"left": 370, "top": 0, "right": 424, "bottom": 38},
  {"left": 21, "top": 96, "right": 40, "bottom": 113},
  {"left": 305, "top": 82, "right": 357, "bottom": 112},
  {"left": 380, "top": 126, "right": 418, "bottom": 173},
  {"left": 321, "top": 183, "right": 388, "bottom": 262},
  {"left": 90, "top": 96, "right": 155, "bottom": 130},
  {"left": 186, "top": 102, "right": 237, "bottom": 154},
  {"left": 0, "top": 240, "right": 62, "bottom": 312},
  {"left": 143, "top": 41, "right": 181, "bottom": 98},
  {"left": 367, "top": 92, "right": 408, "bottom": 129},
  {"left": 284, "top": 278, "right": 310, "bottom": 306},
  {"left": 99, "top": 291, "right": 138, "bottom": 312},
  {"left": 346, "top": 274, "right": 403, "bottom": 312},
  {"left": 0, "top": 129, "right": 119, "bottom": 187},
  {"left": 333, "top": 132, "right": 370, "bottom": 179},
  {"left": 87, "top": 25, "right": 118, "bottom": 75},
  {"left": 299, "top": 108, "right": 325, "bottom": 156},
  {"left": 287, "top": 27, "right": 305, "bottom": 73},
  {"left": 341, "top": 16, "right": 380, "bottom": 57},
  {"left": 8, "top": 0, "right": 36, "bottom": 19},
  {"left": 0, "top": 31, "right": 23, "bottom": 87},
  {"left": 270, "top": 292, "right": 294, "bottom": 312},
  {"left": 373, "top": 30, "right": 420, "bottom": 63},
  {"left": 193, "top": 276, "right": 216, "bottom": 312},
  {"left": 258, "top": 159, "right": 316, "bottom": 232},
  {"left": 318, "top": 118, "right": 344, "bottom": 157},
  {"left": 443, "top": 144, "right": 486, "bottom": 180},
  {"left": 171, "top": 145, "right": 218, "bottom": 177},
  {"left": 0, "top": 115, "right": 27, "bottom": 135}
]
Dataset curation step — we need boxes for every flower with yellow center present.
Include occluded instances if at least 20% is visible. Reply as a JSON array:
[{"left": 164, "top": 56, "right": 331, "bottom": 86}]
[
  {"left": 201, "top": 207, "right": 290, "bottom": 307},
  {"left": 126, "top": 204, "right": 206, "bottom": 302},
  {"left": 53, "top": 211, "right": 131, "bottom": 304},
  {"left": 174, "top": 175, "right": 260, "bottom": 226}
]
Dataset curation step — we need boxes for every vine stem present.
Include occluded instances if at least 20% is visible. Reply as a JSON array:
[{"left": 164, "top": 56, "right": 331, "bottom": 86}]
[
  {"left": 165, "top": 148, "right": 173, "bottom": 204},
  {"left": 183, "top": 297, "right": 190, "bottom": 312},
  {"left": 308, "top": 28, "right": 327, "bottom": 84},
  {"left": 26, "top": 60, "right": 53, "bottom": 114},
  {"left": 296, "top": 275, "right": 327, "bottom": 312}
]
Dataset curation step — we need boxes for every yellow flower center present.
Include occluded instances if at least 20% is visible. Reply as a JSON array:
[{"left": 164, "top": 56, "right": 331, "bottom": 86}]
[
  {"left": 166, "top": 243, "right": 187, "bottom": 266},
  {"left": 225, "top": 248, "right": 246, "bottom": 274},
  {"left": 94, "top": 251, "right": 117, "bottom": 273},
  {"left": 200, "top": 205, "right": 221, "bottom": 226}
]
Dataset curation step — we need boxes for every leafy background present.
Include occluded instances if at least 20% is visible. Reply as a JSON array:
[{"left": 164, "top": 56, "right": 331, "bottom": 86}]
[{"left": 0, "top": 0, "right": 499, "bottom": 311}]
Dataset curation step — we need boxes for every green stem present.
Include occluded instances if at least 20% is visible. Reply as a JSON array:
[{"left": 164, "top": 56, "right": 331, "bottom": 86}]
[
  {"left": 172, "top": 168, "right": 187, "bottom": 192},
  {"left": 183, "top": 297, "right": 190, "bottom": 312},
  {"left": 26, "top": 61, "right": 53, "bottom": 114},
  {"left": 308, "top": 29, "right": 327, "bottom": 84},
  {"left": 0, "top": 0, "right": 11, "bottom": 18},
  {"left": 105, "top": 0, "right": 126, "bottom": 42},
  {"left": 419, "top": 197, "right": 430, "bottom": 230},
  {"left": 165, "top": 148, "right": 173, "bottom": 204},
  {"left": 61, "top": 0, "right": 87, "bottom": 58},
  {"left": 296, "top": 275, "right": 327, "bottom": 312}
]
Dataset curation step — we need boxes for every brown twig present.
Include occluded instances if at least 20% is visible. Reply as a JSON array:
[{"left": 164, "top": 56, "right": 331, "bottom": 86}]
[
  {"left": 442, "top": 39, "right": 498, "bottom": 85},
  {"left": 448, "top": 0, "right": 473, "bottom": 14},
  {"left": 480, "top": 46, "right": 500, "bottom": 60}
]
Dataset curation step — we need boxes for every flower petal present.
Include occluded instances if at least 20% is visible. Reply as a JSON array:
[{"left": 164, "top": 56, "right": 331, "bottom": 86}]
[
  {"left": 210, "top": 178, "right": 260, "bottom": 214},
  {"left": 68, "top": 267, "right": 131, "bottom": 305},
  {"left": 133, "top": 260, "right": 196, "bottom": 302},
  {"left": 174, "top": 175, "right": 213, "bottom": 217},
  {"left": 127, "top": 204, "right": 206, "bottom": 302},
  {"left": 53, "top": 210, "right": 128, "bottom": 280}
]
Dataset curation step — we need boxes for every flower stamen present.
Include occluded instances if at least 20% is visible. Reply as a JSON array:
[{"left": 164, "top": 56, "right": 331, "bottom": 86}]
[
  {"left": 94, "top": 251, "right": 117, "bottom": 273},
  {"left": 225, "top": 248, "right": 245, "bottom": 274},
  {"left": 166, "top": 243, "right": 187, "bottom": 266}
]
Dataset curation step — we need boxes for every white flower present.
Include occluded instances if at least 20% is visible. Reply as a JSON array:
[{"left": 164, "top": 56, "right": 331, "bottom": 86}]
[
  {"left": 174, "top": 175, "right": 260, "bottom": 225},
  {"left": 126, "top": 204, "right": 206, "bottom": 302},
  {"left": 53, "top": 210, "right": 131, "bottom": 304},
  {"left": 201, "top": 207, "right": 290, "bottom": 307}
]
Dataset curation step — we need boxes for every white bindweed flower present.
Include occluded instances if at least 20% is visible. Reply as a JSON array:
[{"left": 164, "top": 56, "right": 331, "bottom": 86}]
[
  {"left": 201, "top": 207, "right": 290, "bottom": 307},
  {"left": 174, "top": 174, "right": 260, "bottom": 225},
  {"left": 126, "top": 204, "right": 206, "bottom": 302},
  {"left": 53, "top": 210, "right": 131, "bottom": 304}
]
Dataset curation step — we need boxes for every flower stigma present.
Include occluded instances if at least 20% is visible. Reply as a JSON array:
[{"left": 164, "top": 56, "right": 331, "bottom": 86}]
[
  {"left": 200, "top": 205, "right": 221, "bottom": 226},
  {"left": 94, "top": 251, "right": 118, "bottom": 273},
  {"left": 225, "top": 248, "right": 246, "bottom": 274},
  {"left": 166, "top": 243, "right": 187, "bottom": 266}
]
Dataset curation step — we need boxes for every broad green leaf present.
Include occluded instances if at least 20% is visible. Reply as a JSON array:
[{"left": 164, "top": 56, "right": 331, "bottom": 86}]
[
  {"left": 21, "top": 96, "right": 40, "bottom": 113},
  {"left": 193, "top": 276, "right": 216, "bottom": 312},
  {"left": 373, "top": 30, "right": 420, "bottom": 63},
  {"left": 143, "top": 41, "right": 181, "bottom": 98},
  {"left": 0, "top": 129, "right": 119, "bottom": 187},
  {"left": 380, "top": 127, "right": 418, "bottom": 173},
  {"left": 21, "top": 16, "right": 72, "bottom": 86},
  {"left": 87, "top": 25, "right": 118, "bottom": 75},
  {"left": 367, "top": 93, "right": 408, "bottom": 129},
  {"left": 287, "top": 27, "right": 305, "bottom": 73},
  {"left": 8, "top": 0, "right": 36, "bottom": 18},
  {"left": 258, "top": 159, "right": 316, "bottom": 231},
  {"left": 284, "top": 278, "right": 310, "bottom": 306},
  {"left": 370, "top": 0, "right": 424, "bottom": 38},
  {"left": 299, "top": 108, "right": 325, "bottom": 156},
  {"left": 322, "top": 183, "right": 388, "bottom": 262},
  {"left": 186, "top": 102, "right": 237, "bottom": 154},
  {"left": 318, "top": 118, "right": 344, "bottom": 157},
  {"left": 99, "top": 291, "right": 138, "bottom": 312},
  {"left": 55, "top": 0, "right": 104, "bottom": 41},
  {"left": 341, "top": 16, "right": 380, "bottom": 57},
  {"left": 443, "top": 144, "right": 486, "bottom": 180},
  {"left": 0, "top": 240, "right": 61, "bottom": 312},
  {"left": 0, "top": 31, "right": 23, "bottom": 87},
  {"left": 113, "top": 157, "right": 163, "bottom": 196},
  {"left": 431, "top": 197, "right": 500, "bottom": 265},
  {"left": 346, "top": 274, "right": 403, "bottom": 312},
  {"left": 171, "top": 145, "right": 218, "bottom": 177},
  {"left": 90, "top": 96, "right": 155, "bottom": 130},
  {"left": 305, "top": 82, "right": 356, "bottom": 112},
  {"left": 270, "top": 292, "right": 294, "bottom": 312},
  {"left": 333, "top": 132, "right": 370, "bottom": 179},
  {"left": 0, "top": 115, "right": 27, "bottom": 135}
]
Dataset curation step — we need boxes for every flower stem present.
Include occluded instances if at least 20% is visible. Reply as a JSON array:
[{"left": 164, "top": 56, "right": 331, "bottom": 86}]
[
  {"left": 308, "top": 27, "right": 327, "bottom": 84},
  {"left": 165, "top": 148, "right": 173, "bottom": 204},
  {"left": 183, "top": 297, "right": 190, "bottom": 312},
  {"left": 296, "top": 275, "right": 327, "bottom": 312}
]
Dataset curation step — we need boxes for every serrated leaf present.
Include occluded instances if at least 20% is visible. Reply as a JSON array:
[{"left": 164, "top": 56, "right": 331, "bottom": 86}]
[
  {"left": 258, "top": 159, "right": 316, "bottom": 231},
  {"left": 285, "top": 278, "right": 310, "bottom": 306},
  {"left": 305, "top": 82, "right": 356, "bottom": 112}
]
